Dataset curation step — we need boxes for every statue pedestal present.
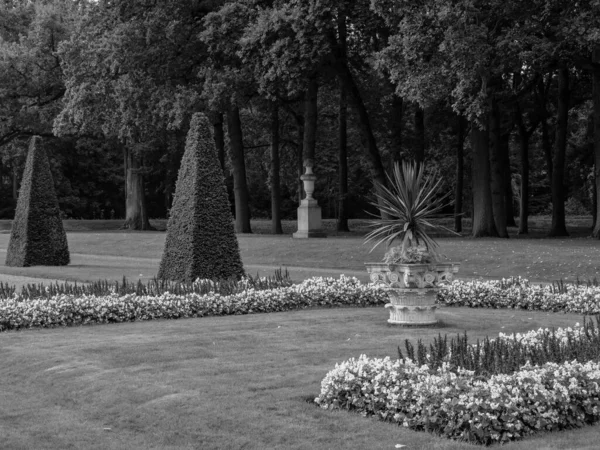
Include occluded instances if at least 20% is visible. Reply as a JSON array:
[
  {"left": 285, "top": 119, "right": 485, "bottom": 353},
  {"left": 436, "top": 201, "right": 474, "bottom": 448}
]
[
  {"left": 293, "top": 199, "right": 326, "bottom": 238},
  {"left": 293, "top": 164, "right": 326, "bottom": 239}
]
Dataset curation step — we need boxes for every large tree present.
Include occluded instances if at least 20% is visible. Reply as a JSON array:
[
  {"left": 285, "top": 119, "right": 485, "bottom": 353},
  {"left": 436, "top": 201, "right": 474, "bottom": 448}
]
[
  {"left": 55, "top": 0, "right": 213, "bottom": 229},
  {"left": 0, "top": 1, "right": 74, "bottom": 147}
]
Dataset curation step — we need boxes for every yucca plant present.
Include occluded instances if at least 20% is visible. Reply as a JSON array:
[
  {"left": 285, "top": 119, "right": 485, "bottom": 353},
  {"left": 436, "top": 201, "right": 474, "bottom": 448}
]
[{"left": 365, "top": 160, "right": 457, "bottom": 263}]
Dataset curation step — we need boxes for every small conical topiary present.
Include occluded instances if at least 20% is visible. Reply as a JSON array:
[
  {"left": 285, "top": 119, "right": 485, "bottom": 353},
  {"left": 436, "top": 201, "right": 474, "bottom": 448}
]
[
  {"left": 158, "top": 113, "right": 244, "bottom": 282},
  {"left": 6, "top": 136, "right": 70, "bottom": 267}
]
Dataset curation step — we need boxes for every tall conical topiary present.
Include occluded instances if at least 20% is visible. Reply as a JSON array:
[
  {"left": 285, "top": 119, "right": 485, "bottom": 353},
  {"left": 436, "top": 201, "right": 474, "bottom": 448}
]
[
  {"left": 6, "top": 136, "right": 70, "bottom": 267},
  {"left": 158, "top": 113, "right": 244, "bottom": 282}
]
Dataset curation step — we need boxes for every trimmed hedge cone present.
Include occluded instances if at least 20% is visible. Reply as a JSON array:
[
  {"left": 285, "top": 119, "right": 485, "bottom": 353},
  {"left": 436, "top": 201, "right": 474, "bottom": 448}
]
[
  {"left": 158, "top": 113, "right": 244, "bottom": 282},
  {"left": 6, "top": 136, "right": 70, "bottom": 267}
]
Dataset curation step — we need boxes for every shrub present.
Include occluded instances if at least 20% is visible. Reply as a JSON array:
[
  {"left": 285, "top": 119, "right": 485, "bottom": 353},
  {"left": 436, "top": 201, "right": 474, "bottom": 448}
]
[
  {"left": 5, "top": 136, "right": 70, "bottom": 267},
  {"left": 158, "top": 113, "right": 244, "bottom": 282}
]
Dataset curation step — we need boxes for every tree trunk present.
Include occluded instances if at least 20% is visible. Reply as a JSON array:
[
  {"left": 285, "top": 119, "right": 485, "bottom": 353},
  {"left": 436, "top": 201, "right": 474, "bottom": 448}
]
[
  {"left": 414, "top": 106, "right": 425, "bottom": 163},
  {"left": 336, "top": 8, "right": 349, "bottom": 232},
  {"left": 390, "top": 95, "right": 403, "bottom": 163},
  {"left": 538, "top": 79, "right": 553, "bottom": 187},
  {"left": 122, "top": 145, "right": 153, "bottom": 230},
  {"left": 335, "top": 62, "right": 388, "bottom": 217},
  {"left": 213, "top": 112, "right": 225, "bottom": 173},
  {"left": 471, "top": 122, "right": 498, "bottom": 237},
  {"left": 549, "top": 68, "right": 569, "bottom": 237},
  {"left": 303, "top": 76, "right": 319, "bottom": 165},
  {"left": 270, "top": 103, "right": 283, "bottom": 234},
  {"left": 12, "top": 165, "right": 18, "bottom": 202},
  {"left": 516, "top": 106, "right": 530, "bottom": 235},
  {"left": 591, "top": 47, "right": 600, "bottom": 238},
  {"left": 454, "top": 115, "right": 465, "bottom": 233},
  {"left": 337, "top": 82, "right": 350, "bottom": 232},
  {"left": 488, "top": 98, "right": 509, "bottom": 237},
  {"left": 502, "top": 133, "right": 516, "bottom": 227},
  {"left": 227, "top": 104, "right": 252, "bottom": 233},
  {"left": 296, "top": 118, "right": 304, "bottom": 204}
]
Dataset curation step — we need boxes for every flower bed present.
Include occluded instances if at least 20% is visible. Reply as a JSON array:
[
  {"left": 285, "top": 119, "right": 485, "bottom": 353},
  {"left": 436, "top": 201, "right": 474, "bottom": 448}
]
[
  {"left": 312, "top": 277, "right": 600, "bottom": 445},
  {"left": 3, "top": 275, "right": 600, "bottom": 332},
  {"left": 0, "top": 276, "right": 384, "bottom": 332},
  {"left": 438, "top": 277, "right": 600, "bottom": 314},
  {"left": 314, "top": 353, "right": 600, "bottom": 445}
]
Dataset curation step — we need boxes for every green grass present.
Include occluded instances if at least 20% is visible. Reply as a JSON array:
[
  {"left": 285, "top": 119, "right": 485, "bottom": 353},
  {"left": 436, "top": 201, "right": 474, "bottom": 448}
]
[{"left": 1, "top": 218, "right": 600, "bottom": 448}]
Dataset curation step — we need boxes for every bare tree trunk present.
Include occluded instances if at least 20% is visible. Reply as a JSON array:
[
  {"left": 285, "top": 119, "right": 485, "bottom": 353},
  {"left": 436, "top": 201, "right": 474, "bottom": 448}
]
[
  {"left": 454, "top": 115, "right": 465, "bottom": 233},
  {"left": 227, "top": 104, "right": 252, "bottom": 233},
  {"left": 471, "top": 123, "right": 498, "bottom": 237},
  {"left": 122, "top": 145, "right": 153, "bottom": 230},
  {"left": 270, "top": 103, "right": 283, "bottom": 234},
  {"left": 488, "top": 99, "right": 509, "bottom": 237},
  {"left": 390, "top": 95, "right": 403, "bottom": 163},
  {"left": 213, "top": 112, "right": 225, "bottom": 174},
  {"left": 414, "top": 106, "right": 425, "bottom": 163},
  {"left": 549, "top": 68, "right": 569, "bottom": 237},
  {"left": 591, "top": 47, "right": 600, "bottom": 238}
]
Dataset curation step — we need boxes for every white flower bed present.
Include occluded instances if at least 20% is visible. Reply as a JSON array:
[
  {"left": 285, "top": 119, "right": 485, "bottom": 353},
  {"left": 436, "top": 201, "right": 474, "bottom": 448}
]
[
  {"left": 0, "top": 276, "right": 385, "bottom": 332},
  {"left": 2, "top": 275, "right": 600, "bottom": 332},
  {"left": 439, "top": 277, "right": 600, "bottom": 314},
  {"left": 314, "top": 353, "right": 600, "bottom": 445}
]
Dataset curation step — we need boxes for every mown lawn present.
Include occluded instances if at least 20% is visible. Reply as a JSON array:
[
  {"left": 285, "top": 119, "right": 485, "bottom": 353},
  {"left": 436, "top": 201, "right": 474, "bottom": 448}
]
[{"left": 1, "top": 307, "right": 598, "bottom": 450}]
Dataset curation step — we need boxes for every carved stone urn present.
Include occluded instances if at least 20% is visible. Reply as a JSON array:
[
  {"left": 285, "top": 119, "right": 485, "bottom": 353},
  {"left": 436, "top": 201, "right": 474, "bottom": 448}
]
[{"left": 365, "top": 262, "right": 460, "bottom": 325}]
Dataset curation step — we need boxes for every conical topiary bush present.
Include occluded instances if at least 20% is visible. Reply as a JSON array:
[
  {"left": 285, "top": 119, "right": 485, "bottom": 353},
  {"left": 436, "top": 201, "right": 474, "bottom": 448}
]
[
  {"left": 158, "top": 113, "right": 244, "bottom": 282},
  {"left": 6, "top": 136, "right": 70, "bottom": 267}
]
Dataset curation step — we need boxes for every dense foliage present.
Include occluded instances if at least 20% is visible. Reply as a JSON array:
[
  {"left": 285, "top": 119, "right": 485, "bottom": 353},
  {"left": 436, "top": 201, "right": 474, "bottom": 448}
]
[
  {"left": 5, "top": 136, "right": 69, "bottom": 267},
  {"left": 0, "top": 0, "right": 599, "bottom": 235},
  {"left": 158, "top": 113, "right": 244, "bottom": 281}
]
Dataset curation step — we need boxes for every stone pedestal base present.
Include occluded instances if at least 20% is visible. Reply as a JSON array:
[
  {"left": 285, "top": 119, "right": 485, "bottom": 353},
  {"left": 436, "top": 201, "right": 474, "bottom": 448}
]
[{"left": 293, "top": 200, "right": 326, "bottom": 238}]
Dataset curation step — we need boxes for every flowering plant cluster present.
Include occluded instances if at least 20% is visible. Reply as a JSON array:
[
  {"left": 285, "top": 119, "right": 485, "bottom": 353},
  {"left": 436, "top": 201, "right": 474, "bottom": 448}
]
[
  {"left": 438, "top": 276, "right": 600, "bottom": 314},
  {"left": 3, "top": 274, "right": 600, "bottom": 333},
  {"left": 315, "top": 330, "right": 600, "bottom": 445},
  {"left": 0, "top": 276, "right": 386, "bottom": 332}
]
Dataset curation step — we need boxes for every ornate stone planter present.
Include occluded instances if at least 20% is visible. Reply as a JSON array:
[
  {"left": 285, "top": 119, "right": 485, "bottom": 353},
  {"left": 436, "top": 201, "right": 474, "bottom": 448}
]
[{"left": 366, "top": 262, "right": 460, "bottom": 325}]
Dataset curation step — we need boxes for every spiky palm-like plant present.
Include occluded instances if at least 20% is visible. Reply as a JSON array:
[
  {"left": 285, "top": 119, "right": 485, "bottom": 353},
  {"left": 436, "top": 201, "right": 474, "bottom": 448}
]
[{"left": 365, "top": 160, "right": 456, "bottom": 263}]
